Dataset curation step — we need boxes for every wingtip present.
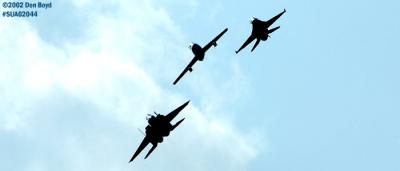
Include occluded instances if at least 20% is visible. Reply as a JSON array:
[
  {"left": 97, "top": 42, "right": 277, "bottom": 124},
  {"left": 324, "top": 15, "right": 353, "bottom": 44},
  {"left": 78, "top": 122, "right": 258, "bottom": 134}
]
[
  {"left": 284, "top": 9, "right": 286, "bottom": 12},
  {"left": 185, "top": 100, "right": 190, "bottom": 105}
]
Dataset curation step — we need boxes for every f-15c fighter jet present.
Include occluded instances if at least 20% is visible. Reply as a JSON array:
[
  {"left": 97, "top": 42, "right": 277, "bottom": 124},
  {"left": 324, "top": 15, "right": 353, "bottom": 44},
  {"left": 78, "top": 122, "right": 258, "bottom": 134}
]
[{"left": 129, "top": 101, "right": 190, "bottom": 163}]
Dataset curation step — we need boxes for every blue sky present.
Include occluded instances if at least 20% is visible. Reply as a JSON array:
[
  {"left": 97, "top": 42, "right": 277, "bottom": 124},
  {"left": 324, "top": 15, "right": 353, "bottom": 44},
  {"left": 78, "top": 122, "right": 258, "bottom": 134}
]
[{"left": 1, "top": 0, "right": 399, "bottom": 170}]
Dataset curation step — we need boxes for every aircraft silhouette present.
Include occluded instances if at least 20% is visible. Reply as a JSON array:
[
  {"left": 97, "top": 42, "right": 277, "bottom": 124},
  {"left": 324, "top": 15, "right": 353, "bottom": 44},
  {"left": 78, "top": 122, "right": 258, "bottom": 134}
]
[
  {"left": 129, "top": 101, "right": 190, "bottom": 163},
  {"left": 173, "top": 28, "right": 228, "bottom": 85},
  {"left": 235, "top": 9, "right": 286, "bottom": 54}
]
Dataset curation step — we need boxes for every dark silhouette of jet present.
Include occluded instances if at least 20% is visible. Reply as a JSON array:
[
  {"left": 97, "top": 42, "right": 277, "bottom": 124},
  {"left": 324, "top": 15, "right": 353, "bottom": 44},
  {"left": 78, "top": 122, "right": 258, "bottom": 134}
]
[
  {"left": 235, "top": 9, "right": 286, "bottom": 54},
  {"left": 173, "top": 28, "right": 228, "bottom": 85},
  {"left": 129, "top": 101, "right": 190, "bottom": 163}
]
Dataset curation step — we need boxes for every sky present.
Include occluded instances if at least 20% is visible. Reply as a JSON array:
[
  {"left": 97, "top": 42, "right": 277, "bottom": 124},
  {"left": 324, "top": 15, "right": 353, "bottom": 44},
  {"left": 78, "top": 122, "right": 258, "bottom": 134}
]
[{"left": 0, "top": 0, "right": 399, "bottom": 170}]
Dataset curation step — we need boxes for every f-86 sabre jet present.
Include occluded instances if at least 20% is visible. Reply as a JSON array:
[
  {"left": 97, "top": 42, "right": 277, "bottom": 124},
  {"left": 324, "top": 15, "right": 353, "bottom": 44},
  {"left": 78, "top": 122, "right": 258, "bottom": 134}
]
[
  {"left": 173, "top": 28, "right": 228, "bottom": 85},
  {"left": 235, "top": 9, "right": 286, "bottom": 54},
  {"left": 129, "top": 101, "right": 190, "bottom": 163}
]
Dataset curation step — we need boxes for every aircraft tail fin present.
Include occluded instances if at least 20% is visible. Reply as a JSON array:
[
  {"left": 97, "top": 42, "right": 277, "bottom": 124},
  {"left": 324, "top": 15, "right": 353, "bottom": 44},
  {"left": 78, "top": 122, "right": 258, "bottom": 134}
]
[
  {"left": 171, "top": 118, "right": 185, "bottom": 131},
  {"left": 268, "top": 26, "right": 280, "bottom": 34},
  {"left": 145, "top": 144, "right": 157, "bottom": 159}
]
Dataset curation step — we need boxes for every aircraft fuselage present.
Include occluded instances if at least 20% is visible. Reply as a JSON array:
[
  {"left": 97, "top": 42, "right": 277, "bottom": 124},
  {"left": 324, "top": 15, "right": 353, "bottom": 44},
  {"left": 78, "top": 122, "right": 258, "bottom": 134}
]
[
  {"left": 146, "top": 115, "right": 173, "bottom": 144},
  {"left": 251, "top": 19, "right": 269, "bottom": 41},
  {"left": 191, "top": 43, "right": 205, "bottom": 61}
]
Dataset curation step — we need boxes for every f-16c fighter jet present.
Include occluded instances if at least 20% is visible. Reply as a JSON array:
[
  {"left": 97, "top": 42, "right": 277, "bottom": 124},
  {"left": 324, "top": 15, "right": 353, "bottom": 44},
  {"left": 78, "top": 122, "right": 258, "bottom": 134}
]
[{"left": 236, "top": 9, "right": 286, "bottom": 54}]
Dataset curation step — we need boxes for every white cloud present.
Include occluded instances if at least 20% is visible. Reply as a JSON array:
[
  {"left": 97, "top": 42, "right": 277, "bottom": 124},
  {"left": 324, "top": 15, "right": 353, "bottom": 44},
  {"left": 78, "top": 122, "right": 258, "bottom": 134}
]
[{"left": 0, "top": 0, "right": 262, "bottom": 170}]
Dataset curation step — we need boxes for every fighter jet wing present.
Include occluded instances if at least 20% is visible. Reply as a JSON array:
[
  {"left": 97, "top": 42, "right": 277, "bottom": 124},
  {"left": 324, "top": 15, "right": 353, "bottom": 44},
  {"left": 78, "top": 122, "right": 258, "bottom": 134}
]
[
  {"left": 165, "top": 100, "right": 190, "bottom": 123},
  {"left": 263, "top": 9, "right": 286, "bottom": 28},
  {"left": 129, "top": 136, "right": 150, "bottom": 163},
  {"left": 202, "top": 28, "right": 228, "bottom": 52},
  {"left": 235, "top": 35, "right": 256, "bottom": 54},
  {"left": 173, "top": 57, "right": 198, "bottom": 85}
]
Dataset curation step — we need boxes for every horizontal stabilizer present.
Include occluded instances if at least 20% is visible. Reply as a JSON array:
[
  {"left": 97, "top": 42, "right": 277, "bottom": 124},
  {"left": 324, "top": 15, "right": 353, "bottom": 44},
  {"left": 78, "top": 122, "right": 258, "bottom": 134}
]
[
  {"left": 251, "top": 38, "right": 261, "bottom": 52},
  {"left": 268, "top": 26, "right": 280, "bottom": 34},
  {"left": 171, "top": 118, "right": 185, "bottom": 131},
  {"left": 145, "top": 144, "right": 157, "bottom": 159}
]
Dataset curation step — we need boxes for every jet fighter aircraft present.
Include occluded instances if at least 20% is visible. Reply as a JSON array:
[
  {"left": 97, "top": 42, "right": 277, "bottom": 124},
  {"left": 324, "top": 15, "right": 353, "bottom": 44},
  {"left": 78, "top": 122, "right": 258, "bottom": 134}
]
[
  {"left": 235, "top": 9, "right": 286, "bottom": 54},
  {"left": 129, "top": 101, "right": 190, "bottom": 163},
  {"left": 173, "top": 28, "right": 228, "bottom": 85}
]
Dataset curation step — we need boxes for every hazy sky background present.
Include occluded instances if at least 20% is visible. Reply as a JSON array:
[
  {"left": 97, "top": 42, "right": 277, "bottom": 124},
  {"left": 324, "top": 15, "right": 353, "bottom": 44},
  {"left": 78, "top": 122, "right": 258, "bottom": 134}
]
[{"left": 1, "top": 0, "right": 399, "bottom": 170}]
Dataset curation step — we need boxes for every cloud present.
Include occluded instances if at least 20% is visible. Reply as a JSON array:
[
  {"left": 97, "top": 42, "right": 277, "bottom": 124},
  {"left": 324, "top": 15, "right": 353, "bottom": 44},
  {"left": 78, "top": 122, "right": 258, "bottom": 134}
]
[{"left": 0, "top": 0, "right": 261, "bottom": 170}]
